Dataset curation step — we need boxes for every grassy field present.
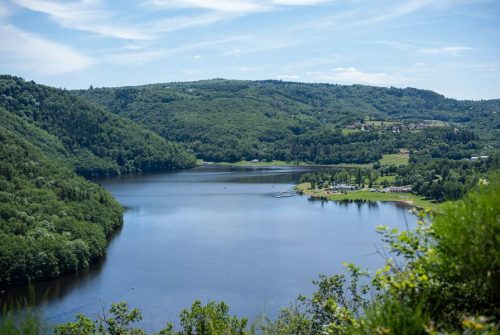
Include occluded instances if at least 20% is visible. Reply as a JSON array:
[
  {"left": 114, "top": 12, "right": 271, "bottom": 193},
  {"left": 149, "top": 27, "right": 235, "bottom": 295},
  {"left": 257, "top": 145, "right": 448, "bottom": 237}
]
[
  {"left": 341, "top": 128, "right": 361, "bottom": 135},
  {"left": 326, "top": 162, "right": 373, "bottom": 168},
  {"left": 377, "top": 175, "right": 396, "bottom": 183},
  {"left": 295, "top": 183, "right": 438, "bottom": 211},
  {"left": 365, "top": 120, "right": 398, "bottom": 127},
  {"left": 379, "top": 153, "right": 409, "bottom": 166},
  {"left": 426, "top": 120, "right": 449, "bottom": 127}
]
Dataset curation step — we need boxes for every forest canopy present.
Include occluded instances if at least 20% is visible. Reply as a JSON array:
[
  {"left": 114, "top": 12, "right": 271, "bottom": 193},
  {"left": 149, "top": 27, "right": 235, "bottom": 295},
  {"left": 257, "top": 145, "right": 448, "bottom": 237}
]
[
  {"left": 77, "top": 79, "right": 499, "bottom": 164},
  {"left": 0, "top": 76, "right": 197, "bottom": 177},
  {"left": 0, "top": 124, "right": 123, "bottom": 288}
]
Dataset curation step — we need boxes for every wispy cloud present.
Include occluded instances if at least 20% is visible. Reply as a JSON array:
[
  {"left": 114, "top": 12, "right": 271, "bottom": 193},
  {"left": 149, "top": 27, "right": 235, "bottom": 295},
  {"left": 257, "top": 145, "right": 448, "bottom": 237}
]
[
  {"left": 150, "top": 12, "right": 236, "bottom": 34},
  {"left": 0, "top": 24, "right": 93, "bottom": 74},
  {"left": 103, "top": 50, "right": 165, "bottom": 65},
  {"left": 147, "top": 0, "right": 271, "bottom": 13},
  {"left": 11, "top": 0, "right": 331, "bottom": 41},
  {"left": 367, "top": 40, "right": 416, "bottom": 50},
  {"left": 237, "top": 65, "right": 271, "bottom": 72},
  {"left": 100, "top": 35, "right": 251, "bottom": 65},
  {"left": 276, "top": 74, "right": 300, "bottom": 80},
  {"left": 360, "top": 0, "right": 434, "bottom": 25},
  {"left": 148, "top": 0, "right": 332, "bottom": 12},
  {"left": 11, "top": 0, "right": 151, "bottom": 40},
  {"left": 418, "top": 46, "right": 472, "bottom": 55},
  {"left": 272, "top": 0, "right": 332, "bottom": 5},
  {"left": 0, "top": 2, "right": 12, "bottom": 18},
  {"left": 308, "top": 67, "right": 400, "bottom": 86}
]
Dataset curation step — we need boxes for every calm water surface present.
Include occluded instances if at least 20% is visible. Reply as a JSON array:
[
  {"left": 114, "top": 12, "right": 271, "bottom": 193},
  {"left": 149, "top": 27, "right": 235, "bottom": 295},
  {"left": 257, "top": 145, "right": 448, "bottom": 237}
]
[{"left": 2, "top": 166, "right": 416, "bottom": 332}]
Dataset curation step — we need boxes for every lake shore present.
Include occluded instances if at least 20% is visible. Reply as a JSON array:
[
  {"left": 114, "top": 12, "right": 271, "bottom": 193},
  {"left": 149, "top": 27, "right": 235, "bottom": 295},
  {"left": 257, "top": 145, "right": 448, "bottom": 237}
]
[
  {"left": 205, "top": 153, "right": 409, "bottom": 169},
  {"left": 294, "top": 182, "right": 439, "bottom": 211},
  {"left": 213, "top": 160, "right": 373, "bottom": 168}
]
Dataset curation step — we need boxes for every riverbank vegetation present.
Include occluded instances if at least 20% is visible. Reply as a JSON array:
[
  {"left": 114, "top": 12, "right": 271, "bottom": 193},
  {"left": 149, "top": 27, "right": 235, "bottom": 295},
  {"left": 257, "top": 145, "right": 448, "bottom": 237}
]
[
  {"left": 298, "top": 153, "right": 499, "bottom": 203},
  {"left": 295, "top": 183, "right": 437, "bottom": 210},
  {"left": 3, "top": 171, "right": 499, "bottom": 334}
]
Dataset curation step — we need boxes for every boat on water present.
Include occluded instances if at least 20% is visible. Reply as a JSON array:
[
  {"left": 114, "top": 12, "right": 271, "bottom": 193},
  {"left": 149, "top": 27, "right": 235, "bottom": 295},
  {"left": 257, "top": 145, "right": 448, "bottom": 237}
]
[{"left": 274, "top": 191, "right": 298, "bottom": 198}]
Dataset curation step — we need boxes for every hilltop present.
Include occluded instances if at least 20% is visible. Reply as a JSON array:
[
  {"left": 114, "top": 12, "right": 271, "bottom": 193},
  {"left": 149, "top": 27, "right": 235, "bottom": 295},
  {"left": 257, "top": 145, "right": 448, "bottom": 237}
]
[{"left": 75, "top": 79, "right": 499, "bottom": 164}]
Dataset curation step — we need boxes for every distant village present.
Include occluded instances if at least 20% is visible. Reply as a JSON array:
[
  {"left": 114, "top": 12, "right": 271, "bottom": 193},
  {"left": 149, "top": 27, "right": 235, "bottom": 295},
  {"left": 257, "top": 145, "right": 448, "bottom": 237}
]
[
  {"left": 324, "top": 184, "right": 412, "bottom": 194},
  {"left": 344, "top": 120, "right": 442, "bottom": 133}
]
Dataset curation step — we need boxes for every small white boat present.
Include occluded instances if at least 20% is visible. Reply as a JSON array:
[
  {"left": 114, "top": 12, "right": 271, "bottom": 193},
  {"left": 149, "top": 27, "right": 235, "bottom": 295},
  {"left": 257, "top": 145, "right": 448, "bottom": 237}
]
[{"left": 274, "top": 191, "right": 297, "bottom": 198}]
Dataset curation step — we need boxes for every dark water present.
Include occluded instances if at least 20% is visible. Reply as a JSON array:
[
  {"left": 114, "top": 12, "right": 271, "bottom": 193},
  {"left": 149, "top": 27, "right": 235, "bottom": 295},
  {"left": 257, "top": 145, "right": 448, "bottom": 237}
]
[{"left": 2, "top": 166, "right": 415, "bottom": 332}]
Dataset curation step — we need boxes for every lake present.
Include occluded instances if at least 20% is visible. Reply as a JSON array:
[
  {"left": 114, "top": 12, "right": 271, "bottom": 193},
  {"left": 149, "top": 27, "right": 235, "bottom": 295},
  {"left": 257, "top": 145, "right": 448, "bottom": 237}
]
[{"left": 1, "top": 166, "right": 416, "bottom": 332}]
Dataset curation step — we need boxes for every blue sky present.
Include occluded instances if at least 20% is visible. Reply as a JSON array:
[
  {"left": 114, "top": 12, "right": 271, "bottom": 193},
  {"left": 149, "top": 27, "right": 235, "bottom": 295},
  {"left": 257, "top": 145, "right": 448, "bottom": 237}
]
[{"left": 0, "top": 0, "right": 499, "bottom": 99}]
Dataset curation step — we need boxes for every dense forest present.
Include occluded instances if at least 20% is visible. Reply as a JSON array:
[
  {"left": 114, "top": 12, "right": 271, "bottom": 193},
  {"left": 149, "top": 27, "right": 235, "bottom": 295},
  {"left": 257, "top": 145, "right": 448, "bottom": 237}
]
[
  {"left": 0, "top": 76, "right": 196, "bottom": 177},
  {"left": 3, "top": 172, "right": 499, "bottom": 334},
  {"left": 0, "top": 76, "right": 198, "bottom": 288},
  {"left": 0, "top": 120, "right": 123, "bottom": 288},
  {"left": 76, "top": 80, "right": 499, "bottom": 164}
]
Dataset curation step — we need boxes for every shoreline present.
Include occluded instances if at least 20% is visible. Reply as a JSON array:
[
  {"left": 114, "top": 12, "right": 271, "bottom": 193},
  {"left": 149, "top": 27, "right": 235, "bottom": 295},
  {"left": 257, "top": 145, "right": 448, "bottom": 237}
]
[
  {"left": 294, "top": 183, "right": 440, "bottom": 211},
  {"left": 208, "top": 160, "right": 373, "bottom": 169}
]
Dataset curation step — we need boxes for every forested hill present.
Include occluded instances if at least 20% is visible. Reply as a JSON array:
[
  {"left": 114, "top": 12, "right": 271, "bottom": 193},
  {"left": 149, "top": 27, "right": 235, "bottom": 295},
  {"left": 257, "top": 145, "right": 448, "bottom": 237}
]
[
  {"left": 0, "top": 118, "right": 124, "bottom": 288},
  {"left": 76, "top": 79, "right": 500, "bottom": 164},
  {"left": 0, "top": 75, "right": 196, "bottom": 177}
]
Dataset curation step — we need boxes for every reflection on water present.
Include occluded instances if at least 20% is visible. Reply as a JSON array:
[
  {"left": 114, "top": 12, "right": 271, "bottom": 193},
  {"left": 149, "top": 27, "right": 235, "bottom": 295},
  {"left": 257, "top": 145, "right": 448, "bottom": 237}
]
[
  {"left": 1, "top": 165, "right": 416, "bottom": 332},
  {"left": 1, "top": 227, "right": 121, "bottom": 310}
]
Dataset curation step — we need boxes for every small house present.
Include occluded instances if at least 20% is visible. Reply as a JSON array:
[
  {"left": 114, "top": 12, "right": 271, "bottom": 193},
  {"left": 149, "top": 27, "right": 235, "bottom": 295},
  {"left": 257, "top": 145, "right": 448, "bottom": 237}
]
[
  {"left": 328, "top": 184, "right": 359, "bottom": 191},
  {"left": 389, "top": 186, "right": 412, "bottom": 193}
]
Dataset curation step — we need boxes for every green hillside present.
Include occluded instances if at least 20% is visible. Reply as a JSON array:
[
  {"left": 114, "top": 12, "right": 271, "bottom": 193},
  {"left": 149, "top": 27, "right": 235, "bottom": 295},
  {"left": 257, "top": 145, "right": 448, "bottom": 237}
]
[
  {"left": 76, "top": 80, "right": 500, "bottom": 164},
  {"left": 0, "top": 75, "right": 196, "bottom": 177},
  {"left": 0, "top": 119, "right": 123, "bottom": 288}
]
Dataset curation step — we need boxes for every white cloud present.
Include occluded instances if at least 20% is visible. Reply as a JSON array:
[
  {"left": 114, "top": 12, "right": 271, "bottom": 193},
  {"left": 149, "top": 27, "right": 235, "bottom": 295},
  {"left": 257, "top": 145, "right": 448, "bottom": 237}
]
[
  {"left": 182, "top": 69, "right": 202, "bottom": 75},
  {"left": 308, "top": 67, "right": 399, "bottom": 85},
  {"left": 148, "top": 0, "right": 331, "bottom": 12},
  {"left": 418, "top": 46, "right": 472, "bottom": 55},
  {"left": 145, "top": 0, "right": 334, "bottom": 35},
  {"left": 360, "top": 0, "right": 434, "bottom": 25},
  {"left": 150, "top": 12, "right": 235, "bottom": 34},
  {"left": 0, "top": 24, "right": 93, "bottom": 74},
  {"left": 272, "top": 0, "right": 331, "bottom": 5},
  {"left": 11, "top": 0, "right": 150, "bottom": 40},
  {"left": 276, "top": 74, "right": 300, "bottom": 80},
  {"left": 104, "top": 50, "right": 165, "bottom": 65},
  {"left": 192, "top": 54, "right": 203, "bottom": 59},
  {"left": 239, "top": 66, "right": 261, "bottom": 71},
  {"left": 368, "top": 40, "right": 415, "bottom": 50},
  {"left": 147, "top": 0, "right": 270, "bottom": 13},
  {"left": 0, "top": 3, "right": 12, "bottom": 18},
  {"left": 10, "top": 0, "right": 333, "bottom": 42}
]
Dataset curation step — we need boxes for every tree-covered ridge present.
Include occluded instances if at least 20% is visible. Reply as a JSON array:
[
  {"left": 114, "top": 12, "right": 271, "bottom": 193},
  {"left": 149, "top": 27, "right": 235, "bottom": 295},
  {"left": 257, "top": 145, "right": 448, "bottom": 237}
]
[
  {"left": 0, "top": 123, "right": 124, "bottom": 288},
  {"left": 76, "top": 79, "right": 499, "bottom": 164},
  {"left": 0, "top": 75, "right": 196, "bottom": 177}
]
